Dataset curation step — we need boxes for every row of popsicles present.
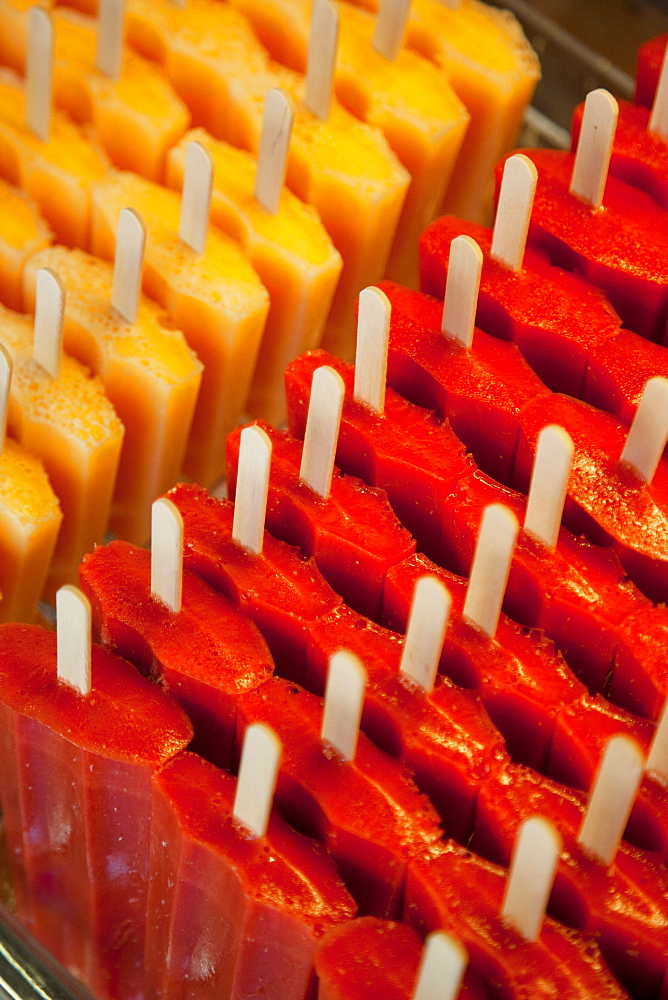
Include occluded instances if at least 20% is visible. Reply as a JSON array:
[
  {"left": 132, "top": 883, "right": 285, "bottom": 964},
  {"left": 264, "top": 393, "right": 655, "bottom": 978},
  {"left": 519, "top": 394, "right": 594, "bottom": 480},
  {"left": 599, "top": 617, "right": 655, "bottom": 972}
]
[{"left": 1, "top": 471, "right": 664, "bottom": 1000}]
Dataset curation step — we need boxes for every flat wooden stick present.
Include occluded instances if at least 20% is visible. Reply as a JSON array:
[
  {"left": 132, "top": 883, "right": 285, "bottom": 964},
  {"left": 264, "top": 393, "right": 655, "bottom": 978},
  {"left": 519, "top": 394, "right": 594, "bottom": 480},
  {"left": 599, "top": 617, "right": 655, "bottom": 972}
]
[
  {"left": 501, "top": 816, "right": 561, "bottom": 942},
  {"left": 25, "top": 6, "right": 54, "bottom": 143},
  {"left": 179, "top": 141, "right": 214, "bottom": 255},
  {"left": 233, "top": 722, "right": 281, "bottom": 839},
  {"left": 412, "top": 931, "right": 467, "bottom": 1000},
  {"left": 254, "top": 89, "right": 294, "bottom": 215},
  {"left": 304, "top": 0, "right": 339, "bottom": 121},
  {"left": 354, "top": 286, "right": 391, "bottom": 414},
  {"left": 524, "top": 424, "right": 574, "bottom": 552},
  {"left": 577, "top": 734, "right": 645, "bottom": 867},
  {"left": 400, "top": 575, "right": 451, "bottom": 694},
  {"left": 33, "top": 267, "right": 65, "bottom": 380},
  {"left": 300, "top": 365, "right": 345, "bottom": 499},
  {"left": 0, "top": 344, "right": 11, "bottom": 449},
  {"left": 111, "top": 207, "right": 146, "bottom": 325},
  {"left": 150, "top": 498, "right": 183, "bottom": 614},
  {"left": 56, "top": 585, "right": 92, "bottom": 696},
  {"left": 95, "top": 0, "right": 125, "bottom": 80},
  {"left": 321, "top": 650, "right": 366, "bottom": 762},
  {"left": 620, "top": 376, "right": 668, "bottom": 484},
  {"left": 649, "top": 41, "right": 668, "bottom": 140},
  {"left": 463, "top": 503, "right": 519, "bottom": 638},
  {"left": 373, "top": 0, "right": 411, "bottom": 62},
  {"left": 646, "top": 700, "right": 668, "bottom": 781},
  {"left": 232, "top": 425, "right": 272, "bottom": 556},
  {"left": 441, "top": 235, "right": 482, "bottom": 349},
  {"left": 570, "top": 89, "right": 618, "bottom": 209},
  {"left": 491, "top": 154, "right": 537, "bottom": 274}
]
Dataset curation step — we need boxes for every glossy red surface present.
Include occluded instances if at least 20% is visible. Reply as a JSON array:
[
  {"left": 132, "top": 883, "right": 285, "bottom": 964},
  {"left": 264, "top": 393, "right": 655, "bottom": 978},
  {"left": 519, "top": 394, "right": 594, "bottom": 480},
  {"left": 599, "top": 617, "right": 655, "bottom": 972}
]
[
  {"left": 285, "top": 349, "right": 474, "bottom": 559},
  {"left": 514, "top": 393, "right": 668, "bottom": 602},
  {"left": 635, "top": 34, "right": 668, "bottom": 109},
  {"left": 420, "top": 214, "right": 620, "bottom": 398},
  {"left": 235, "top": 676, "right": 443, "bottom": 918},
  {"left": 79, "top": 539, "right": 274, "bottom": 770},
  {"left": 379, "top": 280, "right": 549, "bottom": 482},
  {"left": 226, "top": 421, "right": 415, "bottom": 619},
  {"left": 165, "top": 483, "right": 341, "bottom": 684},
  {"left": 473, "top": 762, "right": 668, "bottom": 1000},
  {"left": 404, "top": 842, "right": 630, "bottom": 1000},
  {"left": 315, "top": 917, "right": 487, "bottom": 1000},
  {"left": 510, "top": 148, "right": 668, "bottom": 343},
  {"left": 147, "top": 751, "right": 356, "bottom": 1000}
]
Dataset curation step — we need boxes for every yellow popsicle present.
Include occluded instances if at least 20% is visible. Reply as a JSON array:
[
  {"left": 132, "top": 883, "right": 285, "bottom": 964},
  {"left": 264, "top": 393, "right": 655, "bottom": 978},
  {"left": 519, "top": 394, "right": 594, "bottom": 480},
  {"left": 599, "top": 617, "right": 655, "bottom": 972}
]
[
  {"left": 23, "top": 244, "right": 203, "bottom": 544},
  {"left": 0, "top": 301, "right": 123, "bottom": 598},
  {"left": 166, "top": 127, "right": 342, "bottom": 425},
  {"left": 90, "top": 168, "right": 269, "bottom": 487}
]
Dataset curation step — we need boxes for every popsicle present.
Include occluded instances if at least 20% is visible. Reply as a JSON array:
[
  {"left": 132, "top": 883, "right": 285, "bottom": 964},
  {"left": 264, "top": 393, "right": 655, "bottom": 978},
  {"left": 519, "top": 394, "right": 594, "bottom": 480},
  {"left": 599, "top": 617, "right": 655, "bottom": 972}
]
[
  {"left": 121, "top": 0, "right": 410, "bottom": 358},
  {"left": 345, "top": 0, "right": 540, "bottom": 222},
  {"left": 166, "top": 109, "right": 342, "bottom": 426},
  {"left": 78, "top": 521, "right": 275, "bottom": 770},
  {"left": 90, "top": 154, "right": 269, "bottom": 486},
  {"left": 0, "top": 344, "right": 62, "bottom": 623},
  {"left": 405, "top": 840, "right": 629, "bottom": 1000},
  {"left": 235, "top": 672, "right": 443, "bottom": 917},
  {"left": 23, "top": 235, "right": 202, "bottom": 543},
  {"left": 147, "top": 748, "right": 356, "bottom": 1000},
  {"left": 0, "top": 599, "right": 193, "bottom": 1000},
  {"left": 635, "top": 33, "right": 668, "bottom": 109},
  {"left": 473, "top": 761, "right": 668, "bottom": 1000},
  {"left": 230, "top": 0, "right": 469, "bottom": 287},
  {"left": 0, "top": 177, "right": 52, "bottom": 311},
  {"left": 0, "top": 279, "right": 122, "bottom": 598},
  {"left": 513, "top": 91, "right": 668, "bottom": 344},
  {"left": 226, "top": 413, "right": 416, "bottom": 620}
]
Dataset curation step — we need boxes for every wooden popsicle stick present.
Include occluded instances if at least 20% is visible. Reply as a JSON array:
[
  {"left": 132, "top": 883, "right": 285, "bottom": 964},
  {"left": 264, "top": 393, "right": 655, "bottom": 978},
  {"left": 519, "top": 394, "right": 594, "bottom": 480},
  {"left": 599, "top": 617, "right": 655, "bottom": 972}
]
[
  {"left": 620, "top": 376, "right": 668, "bottom": 484},
  {"left": 25, "top": 6, "right": 54, "bottom": 143},
  {"left": 649, "top": 42, "right": 668, "bottom": 140},
  {"left": 646, "top": 700, "right": 668, "bottom": 781},
  {"left": 501, "top": 816, "right": 561, "bottom": 942},
  {"left": 111, "top": 207, "right": 146, "bottom": 325},
  {"left": 320, "top": 650, "right": 366, "bottom": 762},
  {"left": 524, "top": 424, "right": 574, "bottom": 552},
  {"left": 232, "top": 722, "right": 282, "bottom": 839},
  {"left": 354, "top": 286, "right": 390, "bottom": 414},
  {"left": 372, "top": 0, "right": 411, "bottom": 62},
  {"left": 570, "top": 89, "right": 618, "bottom": 210},
  {"left": 150, "top": 498, "right": 183, "bottom": 614},
  {"left": 304, "top": 0, "right": 339, "bottom": 121},
  {"left": 56, "top": 585, "right": 92, "bottom": 696},
  {"left": 95, "top": 0, "right": 125, "bottom": 80},
  {"left": 490, "top": 154, "right": 538, "bottom": 274},
  {"left": 300, "top": 365, "right": 345, "bottom": 499},
  {"left": 399, "top": 575, "right": 451, "bottom": 694},
  {"left": 33, "top": 267, "right": 65, "bottom": 380},
  {"left": 441, "top": 235, "right": 482, "bottom": 349},
  {"left": 178, "top": 141, "right": 214, "bottom": 255},
  {"left": 232, "top": 424, "right": 272, "bottom": 556},
  {"left": 577, "top": 734, "right": 645, "bottom": 867},
  {"left": 0, "top": 344, "right": 11, "bottom": 450},
  {"left": 412, "top": 931, "right": 467, "bottom": 1000},
  {"left": 463, "top": 503, "right": 519, "bottom": 638},
  {"left": 254, "top": 89, "right": 294, "bottom": 216}
]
